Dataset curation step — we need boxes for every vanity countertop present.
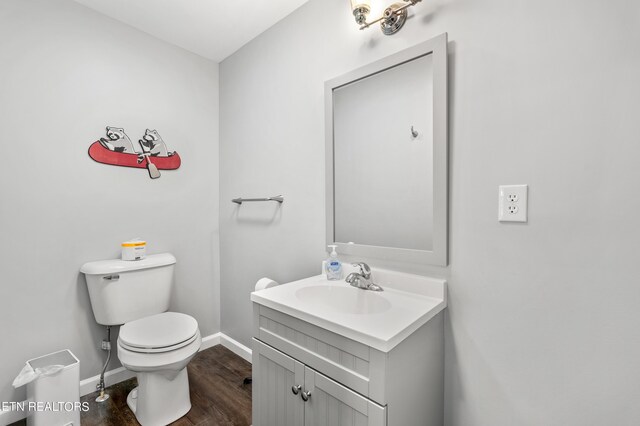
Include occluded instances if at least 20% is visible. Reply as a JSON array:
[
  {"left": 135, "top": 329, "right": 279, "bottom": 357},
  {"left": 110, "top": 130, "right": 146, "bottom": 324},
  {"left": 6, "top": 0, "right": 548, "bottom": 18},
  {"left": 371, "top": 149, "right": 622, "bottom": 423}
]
[{"left": 250, "top": 269, "right": 447, "bottom": 352}]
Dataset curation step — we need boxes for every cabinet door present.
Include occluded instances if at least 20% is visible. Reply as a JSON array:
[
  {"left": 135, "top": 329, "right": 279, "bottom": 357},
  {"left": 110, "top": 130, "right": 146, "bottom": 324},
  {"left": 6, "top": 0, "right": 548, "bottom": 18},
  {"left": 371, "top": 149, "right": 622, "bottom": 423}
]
[
  {"left": 303, "top": 367, "right": 386, "bottom": 426},
  {"left": 253, "top": 339, "right": 305, "bottom": 426}
]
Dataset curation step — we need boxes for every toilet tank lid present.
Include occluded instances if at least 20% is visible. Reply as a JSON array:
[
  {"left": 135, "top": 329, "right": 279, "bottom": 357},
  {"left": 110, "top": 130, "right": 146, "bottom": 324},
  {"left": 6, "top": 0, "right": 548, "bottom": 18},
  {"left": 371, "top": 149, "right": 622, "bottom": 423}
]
[{"left": 80, "top": 253, "right": 176, "bottom": 275}]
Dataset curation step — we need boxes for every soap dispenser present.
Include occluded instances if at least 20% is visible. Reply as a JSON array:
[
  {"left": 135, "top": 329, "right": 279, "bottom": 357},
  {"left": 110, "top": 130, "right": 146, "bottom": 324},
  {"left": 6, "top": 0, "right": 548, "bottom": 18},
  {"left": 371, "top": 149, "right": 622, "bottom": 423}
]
[{"left": 325, "top": 245, "right": 343, "bottom": 280}]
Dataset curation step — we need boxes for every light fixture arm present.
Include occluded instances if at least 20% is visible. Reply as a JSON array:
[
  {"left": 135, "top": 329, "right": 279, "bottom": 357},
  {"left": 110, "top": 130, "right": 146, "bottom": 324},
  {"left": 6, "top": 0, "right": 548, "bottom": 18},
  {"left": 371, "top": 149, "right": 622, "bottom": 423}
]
[{"left": 355, "top": 0, "right": 423, "bottom": 35}]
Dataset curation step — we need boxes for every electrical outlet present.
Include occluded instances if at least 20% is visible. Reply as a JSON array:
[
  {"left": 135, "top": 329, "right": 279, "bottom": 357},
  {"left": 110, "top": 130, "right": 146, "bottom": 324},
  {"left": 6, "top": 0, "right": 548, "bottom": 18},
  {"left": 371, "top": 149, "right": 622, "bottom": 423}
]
[{"left": 499, "top": 184, "right": 528, "bottom": 222}]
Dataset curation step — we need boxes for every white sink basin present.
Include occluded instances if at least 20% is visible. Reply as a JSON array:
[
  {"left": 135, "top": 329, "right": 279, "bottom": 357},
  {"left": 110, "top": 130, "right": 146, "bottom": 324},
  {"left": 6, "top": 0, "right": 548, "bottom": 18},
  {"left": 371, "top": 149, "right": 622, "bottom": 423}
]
[
  {"left": 251, "top": 267, "right": 447, "bottom": 352},
  {"left": 295, "top": 285, "right": 391, "bottom": 315}
]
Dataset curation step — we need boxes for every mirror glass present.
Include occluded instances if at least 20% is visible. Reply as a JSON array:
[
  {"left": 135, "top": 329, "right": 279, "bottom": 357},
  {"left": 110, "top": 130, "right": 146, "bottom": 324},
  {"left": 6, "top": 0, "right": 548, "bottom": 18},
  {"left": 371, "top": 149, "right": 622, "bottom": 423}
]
[
  {"left": 326, "top": 34, "right": 448, "bottom": 265},
  {"left": 333, "top": 54, "right": 433, "bottom": 251}
]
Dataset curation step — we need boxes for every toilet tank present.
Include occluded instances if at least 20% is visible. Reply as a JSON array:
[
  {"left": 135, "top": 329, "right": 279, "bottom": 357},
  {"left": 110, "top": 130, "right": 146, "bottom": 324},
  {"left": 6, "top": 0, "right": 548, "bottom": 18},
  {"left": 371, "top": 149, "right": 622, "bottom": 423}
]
[{"left": 80, "top": 253, "right": 176, "bottom": 325}]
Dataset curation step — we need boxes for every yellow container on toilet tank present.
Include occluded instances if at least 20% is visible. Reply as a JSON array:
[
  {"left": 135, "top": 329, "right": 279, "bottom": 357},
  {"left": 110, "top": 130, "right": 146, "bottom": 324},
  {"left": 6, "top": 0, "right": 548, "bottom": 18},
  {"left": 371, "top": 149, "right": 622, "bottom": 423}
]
[{"left": 121, "top": 239, "right": 146, "bottom": 261}]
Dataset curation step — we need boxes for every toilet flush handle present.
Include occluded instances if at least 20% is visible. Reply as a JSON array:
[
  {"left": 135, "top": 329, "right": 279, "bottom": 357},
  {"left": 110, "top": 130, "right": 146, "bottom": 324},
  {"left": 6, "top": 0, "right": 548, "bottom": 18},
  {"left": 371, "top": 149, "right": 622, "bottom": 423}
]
[{"left": 103, "top": 275, "right": 120, "bottom": 281}]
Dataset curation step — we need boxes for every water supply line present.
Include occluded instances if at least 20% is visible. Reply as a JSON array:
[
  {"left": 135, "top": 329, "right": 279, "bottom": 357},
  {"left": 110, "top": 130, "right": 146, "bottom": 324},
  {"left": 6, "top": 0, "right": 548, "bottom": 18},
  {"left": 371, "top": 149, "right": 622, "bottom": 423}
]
[{"left": 96, "top": 325, "right": 111, "bottom": 402}]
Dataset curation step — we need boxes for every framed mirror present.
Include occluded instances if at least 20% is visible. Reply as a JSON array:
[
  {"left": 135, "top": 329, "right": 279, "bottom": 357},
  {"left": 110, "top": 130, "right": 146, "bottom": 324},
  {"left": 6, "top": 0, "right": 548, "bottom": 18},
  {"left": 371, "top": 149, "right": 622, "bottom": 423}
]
[{"left": 325, "top": 33, "right": 448, "bottom": 265}]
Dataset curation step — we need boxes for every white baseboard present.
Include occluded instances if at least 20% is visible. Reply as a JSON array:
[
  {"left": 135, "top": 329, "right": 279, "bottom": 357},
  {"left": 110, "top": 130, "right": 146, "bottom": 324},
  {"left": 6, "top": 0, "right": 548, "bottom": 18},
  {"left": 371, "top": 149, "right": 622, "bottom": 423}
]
[
  {"left": 200, "top": 332, "right": 222, "bottom": 351},
  {"left": 1, "top": 332, "right": 250, "bottom": 425},
  {"left": 220, "top": 334, "right": 253, "bottom": 363}
]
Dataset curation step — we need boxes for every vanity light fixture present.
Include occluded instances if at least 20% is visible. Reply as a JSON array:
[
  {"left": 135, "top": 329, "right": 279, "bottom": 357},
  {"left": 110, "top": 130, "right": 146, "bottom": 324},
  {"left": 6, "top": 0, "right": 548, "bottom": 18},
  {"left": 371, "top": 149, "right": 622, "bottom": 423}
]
[{"left": 350, "top": 0, "right": 423, "bottom": 35}]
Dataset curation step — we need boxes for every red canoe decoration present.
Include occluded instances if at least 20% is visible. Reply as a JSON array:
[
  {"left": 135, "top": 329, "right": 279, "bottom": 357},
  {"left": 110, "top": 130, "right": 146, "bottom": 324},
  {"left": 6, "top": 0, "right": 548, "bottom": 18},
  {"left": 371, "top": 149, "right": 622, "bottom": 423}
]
[{"left": 88, "top": 141, "right": 181, "bottom": 170}]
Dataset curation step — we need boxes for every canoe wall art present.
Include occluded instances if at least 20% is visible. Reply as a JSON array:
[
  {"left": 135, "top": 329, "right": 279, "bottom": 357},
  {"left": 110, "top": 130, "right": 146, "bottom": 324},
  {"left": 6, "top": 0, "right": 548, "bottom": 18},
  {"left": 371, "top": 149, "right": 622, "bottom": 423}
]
[{"left": 88, "top": 126, "right": 181, "bottom": 179}]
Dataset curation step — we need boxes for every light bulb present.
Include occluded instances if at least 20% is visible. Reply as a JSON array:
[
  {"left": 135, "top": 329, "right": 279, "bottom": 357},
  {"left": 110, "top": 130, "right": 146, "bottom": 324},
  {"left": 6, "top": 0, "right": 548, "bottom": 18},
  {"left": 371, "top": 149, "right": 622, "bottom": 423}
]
[{"left": 350, "top": 0, "right": 371, "bottom": 25}]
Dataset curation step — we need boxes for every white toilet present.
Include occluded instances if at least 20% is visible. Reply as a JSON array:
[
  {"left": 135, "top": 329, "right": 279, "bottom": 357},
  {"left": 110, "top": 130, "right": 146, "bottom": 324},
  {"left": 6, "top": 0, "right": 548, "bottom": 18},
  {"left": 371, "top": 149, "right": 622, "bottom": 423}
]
[{"left": 81, "top": 253, "right": 201, "bottom": 426}]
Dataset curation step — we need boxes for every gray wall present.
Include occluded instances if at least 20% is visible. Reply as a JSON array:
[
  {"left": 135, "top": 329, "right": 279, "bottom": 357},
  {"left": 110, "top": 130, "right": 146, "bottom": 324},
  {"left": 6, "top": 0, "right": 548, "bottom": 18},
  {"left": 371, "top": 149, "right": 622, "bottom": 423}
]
[
  {"left": 0, "top": 0, "right": 220, "bottom": 404},
  {"left": 220, "top": 0, "right": 640, "bottom": 424}
]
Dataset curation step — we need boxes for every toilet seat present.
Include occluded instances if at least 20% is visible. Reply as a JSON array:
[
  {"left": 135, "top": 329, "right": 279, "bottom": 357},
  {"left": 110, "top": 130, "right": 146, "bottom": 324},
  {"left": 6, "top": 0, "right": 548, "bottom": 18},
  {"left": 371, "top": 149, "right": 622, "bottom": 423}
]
[
  {"left": 118, "top": 329, "right": 201, "bottom": 373},
  {"left": 119, "top": 332, "right": 199, "bottom": 353},
  {"left": 119, "top": 312, "right": 198, "bottom": 353}
]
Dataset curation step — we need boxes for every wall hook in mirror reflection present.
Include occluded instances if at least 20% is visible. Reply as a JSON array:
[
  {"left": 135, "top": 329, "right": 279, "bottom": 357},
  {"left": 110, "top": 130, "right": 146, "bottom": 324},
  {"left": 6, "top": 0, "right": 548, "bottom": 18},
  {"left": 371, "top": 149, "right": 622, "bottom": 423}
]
[{"left": 411, "top": 126, "right": 419, "bottom": 138}]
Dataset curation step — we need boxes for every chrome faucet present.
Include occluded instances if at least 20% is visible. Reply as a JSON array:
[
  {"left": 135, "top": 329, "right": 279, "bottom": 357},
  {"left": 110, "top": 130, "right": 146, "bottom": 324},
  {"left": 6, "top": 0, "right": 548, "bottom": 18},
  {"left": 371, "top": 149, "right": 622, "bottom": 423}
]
[{"left": 345, "top": 263, "right": 383, "bottom": 292}]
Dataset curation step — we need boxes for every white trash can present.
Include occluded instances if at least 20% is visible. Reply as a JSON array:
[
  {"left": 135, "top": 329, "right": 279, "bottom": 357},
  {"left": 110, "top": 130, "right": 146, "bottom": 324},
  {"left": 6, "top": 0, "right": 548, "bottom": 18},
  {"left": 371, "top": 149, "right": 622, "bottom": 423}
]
[{"left": 26, "top": 349, "right": 81, "bottom": 426}]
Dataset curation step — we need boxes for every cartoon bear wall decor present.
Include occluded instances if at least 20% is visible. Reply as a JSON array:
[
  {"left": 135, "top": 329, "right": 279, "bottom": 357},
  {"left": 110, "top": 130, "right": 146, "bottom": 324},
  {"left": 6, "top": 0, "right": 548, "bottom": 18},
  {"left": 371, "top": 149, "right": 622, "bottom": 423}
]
[{"left": 88, "top": 127, "right": 181, "bottom": 179}]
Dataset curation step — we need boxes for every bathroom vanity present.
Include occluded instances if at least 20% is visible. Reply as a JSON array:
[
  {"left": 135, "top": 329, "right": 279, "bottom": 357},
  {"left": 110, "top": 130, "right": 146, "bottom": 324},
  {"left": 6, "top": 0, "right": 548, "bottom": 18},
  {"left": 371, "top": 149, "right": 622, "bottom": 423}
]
[
  {"left": 251, "top": 268, "right": 447, "bottom": 426},
  {"left": 251, "top": 33, "right": 451, "bottom": 426}
]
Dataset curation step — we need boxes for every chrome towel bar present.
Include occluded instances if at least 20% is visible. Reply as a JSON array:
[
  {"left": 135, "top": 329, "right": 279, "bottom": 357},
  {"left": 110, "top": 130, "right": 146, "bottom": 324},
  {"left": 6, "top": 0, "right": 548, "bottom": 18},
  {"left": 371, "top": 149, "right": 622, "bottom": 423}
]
[{"left": 232, "top": 195, "right": 284, "bottom": 205}]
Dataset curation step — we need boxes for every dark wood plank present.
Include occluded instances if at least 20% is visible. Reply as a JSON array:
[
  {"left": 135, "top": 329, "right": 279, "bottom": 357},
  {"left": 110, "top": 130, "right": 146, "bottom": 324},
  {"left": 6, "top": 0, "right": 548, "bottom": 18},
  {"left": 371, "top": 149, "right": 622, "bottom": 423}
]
[
  {"left": 188, "top": 366, "right": 251, "bottom": 425},
  {"left": 9, "top": 346, "right": 252, "bottom": 426}
]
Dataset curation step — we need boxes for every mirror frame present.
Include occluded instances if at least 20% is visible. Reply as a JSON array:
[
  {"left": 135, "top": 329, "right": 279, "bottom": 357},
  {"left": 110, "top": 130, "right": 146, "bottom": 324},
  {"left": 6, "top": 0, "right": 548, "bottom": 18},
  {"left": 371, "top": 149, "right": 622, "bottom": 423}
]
[{"left": 325, "top": 33, "right": 448, "bottom": 266}]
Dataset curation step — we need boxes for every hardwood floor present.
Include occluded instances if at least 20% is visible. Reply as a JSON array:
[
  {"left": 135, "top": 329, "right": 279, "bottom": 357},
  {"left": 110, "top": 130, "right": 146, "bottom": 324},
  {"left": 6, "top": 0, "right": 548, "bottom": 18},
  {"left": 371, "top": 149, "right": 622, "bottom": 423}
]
[{"left": 10, "top": 345, "right": 252, "bottom": 426}]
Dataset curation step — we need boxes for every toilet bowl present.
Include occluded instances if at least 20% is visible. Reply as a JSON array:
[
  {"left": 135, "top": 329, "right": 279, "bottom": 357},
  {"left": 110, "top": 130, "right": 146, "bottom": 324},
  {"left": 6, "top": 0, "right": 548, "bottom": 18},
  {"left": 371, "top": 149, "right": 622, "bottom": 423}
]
[{"left": 118, "top": 312, "right": 202, "bottom": 426}]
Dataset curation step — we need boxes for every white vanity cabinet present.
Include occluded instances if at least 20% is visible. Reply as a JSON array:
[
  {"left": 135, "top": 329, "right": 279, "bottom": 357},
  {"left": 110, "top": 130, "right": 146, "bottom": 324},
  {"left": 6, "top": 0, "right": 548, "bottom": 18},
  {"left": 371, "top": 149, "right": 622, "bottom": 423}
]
[
  {"left": 254, "top": 339, "right": 385, "bottom": 426},
  {"left": 252, "top": 302, "right": 445, "bottom": 426},
  {"left": 253, "top": 340, "right": 304, "bottom": 426}
]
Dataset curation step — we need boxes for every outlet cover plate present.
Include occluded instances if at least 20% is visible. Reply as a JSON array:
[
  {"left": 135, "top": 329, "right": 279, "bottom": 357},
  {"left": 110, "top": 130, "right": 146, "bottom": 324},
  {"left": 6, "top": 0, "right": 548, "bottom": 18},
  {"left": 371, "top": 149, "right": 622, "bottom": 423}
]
[{"left": 499, "top": 184, "right": 528, "bottom": 222}]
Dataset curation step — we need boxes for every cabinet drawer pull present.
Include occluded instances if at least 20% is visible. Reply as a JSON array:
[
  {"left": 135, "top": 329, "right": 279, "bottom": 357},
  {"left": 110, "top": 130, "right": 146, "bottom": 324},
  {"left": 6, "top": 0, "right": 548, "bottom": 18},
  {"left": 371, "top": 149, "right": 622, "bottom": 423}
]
[
  {"left": 301, "top": 390, "right": 311, "bottom": 402},
  {"left": 291, "top": 385, "right": 301, "bottom": 395}
]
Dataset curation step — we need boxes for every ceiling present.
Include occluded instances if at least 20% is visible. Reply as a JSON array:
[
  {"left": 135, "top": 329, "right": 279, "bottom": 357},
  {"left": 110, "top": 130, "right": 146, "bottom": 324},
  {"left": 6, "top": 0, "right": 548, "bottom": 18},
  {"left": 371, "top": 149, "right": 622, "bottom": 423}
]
[{"left": 74, "top": 0, "right": 311, "bottom": 62}]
